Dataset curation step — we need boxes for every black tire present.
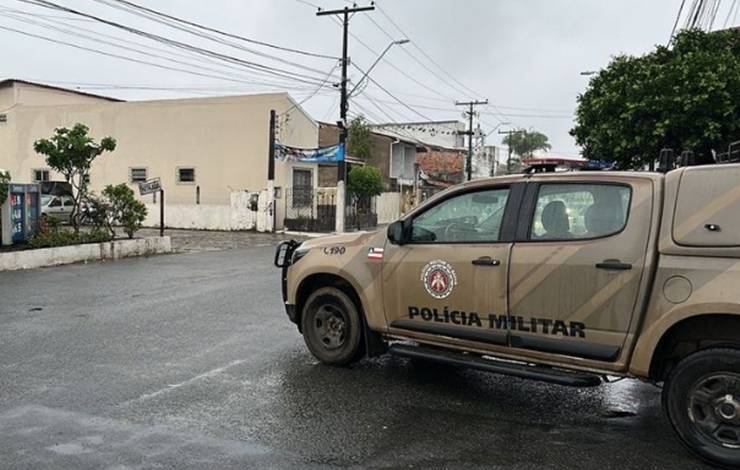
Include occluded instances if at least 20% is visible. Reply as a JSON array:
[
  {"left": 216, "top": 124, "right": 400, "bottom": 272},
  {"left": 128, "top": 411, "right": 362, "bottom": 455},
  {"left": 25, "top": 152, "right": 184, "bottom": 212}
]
[
  {"left": 663, "top": 347, "right": 740, "bottom": 469},
  {"left": 301, "top": 287, "right": 363, "bottom": 366}
]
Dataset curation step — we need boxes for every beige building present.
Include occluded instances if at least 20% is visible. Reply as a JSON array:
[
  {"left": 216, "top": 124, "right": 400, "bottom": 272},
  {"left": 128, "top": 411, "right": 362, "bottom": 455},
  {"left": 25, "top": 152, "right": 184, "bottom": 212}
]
[{"left": 0, "top": 79, "right": 320, "bottom": 230}]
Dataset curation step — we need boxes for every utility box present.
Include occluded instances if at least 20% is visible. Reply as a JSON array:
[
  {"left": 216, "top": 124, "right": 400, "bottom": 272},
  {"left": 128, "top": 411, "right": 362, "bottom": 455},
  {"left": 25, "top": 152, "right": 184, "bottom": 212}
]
[{"left": 1, "top": 183, "right": 41, "bottom": 246}]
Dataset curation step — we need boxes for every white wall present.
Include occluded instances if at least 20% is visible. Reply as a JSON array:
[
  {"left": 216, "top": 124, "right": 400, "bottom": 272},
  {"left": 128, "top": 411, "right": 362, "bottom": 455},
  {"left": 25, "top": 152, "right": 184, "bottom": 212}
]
[
  {"left": 142, "top": 190, "right": 276, "bottom": 231},
  {"left": 376, "top": 192, "right": 402, "bottom": 224}
]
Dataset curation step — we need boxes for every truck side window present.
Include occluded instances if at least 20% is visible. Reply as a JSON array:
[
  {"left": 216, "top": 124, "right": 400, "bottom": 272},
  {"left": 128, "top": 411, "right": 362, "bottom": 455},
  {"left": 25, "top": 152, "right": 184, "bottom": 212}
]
[
  {"left": 410, "top": 188, "right": 510, "bottom": 243},
  {"left": 530, "top": 184, "right": 631, "bottom": 240}
]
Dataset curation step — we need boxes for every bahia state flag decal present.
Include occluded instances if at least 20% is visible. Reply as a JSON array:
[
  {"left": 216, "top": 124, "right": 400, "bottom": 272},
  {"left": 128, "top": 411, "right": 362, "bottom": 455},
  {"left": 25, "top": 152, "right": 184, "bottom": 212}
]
[{"left": 367, "top": 247, "right": 384, "bottom": 261}]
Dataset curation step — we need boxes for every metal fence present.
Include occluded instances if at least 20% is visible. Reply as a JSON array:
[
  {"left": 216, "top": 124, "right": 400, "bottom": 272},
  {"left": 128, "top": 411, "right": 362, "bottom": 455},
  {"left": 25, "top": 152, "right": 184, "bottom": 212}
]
[
  {"left": 716, "top": 141, "right": 740, "bottom": 164},
  {"left": 345, "top": 195, "right": 377, "bottom": 231},
  {"left": 283, "top": 187, "right": 378, "bottom": 232},
  {"left": 284, "top": 187, "right": 337, "bottom": 232}
]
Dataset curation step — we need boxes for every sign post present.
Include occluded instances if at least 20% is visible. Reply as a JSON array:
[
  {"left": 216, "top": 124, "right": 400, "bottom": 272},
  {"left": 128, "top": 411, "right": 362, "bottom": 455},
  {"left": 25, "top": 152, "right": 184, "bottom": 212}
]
[
  {"left": 138, "top": 178, "right": 164, "bottom": 237},
  {"left": 159, "top": 189, "right": 164, "bottom": 237}
]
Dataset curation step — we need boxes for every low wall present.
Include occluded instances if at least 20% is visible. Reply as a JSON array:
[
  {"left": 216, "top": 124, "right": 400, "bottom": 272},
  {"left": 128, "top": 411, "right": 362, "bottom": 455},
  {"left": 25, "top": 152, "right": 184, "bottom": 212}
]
[
  {"left": 0, "top": 236, "right": 171, "bottom": 271},
  {"left": 143, "top": 190, "right": 272, "bottom": 231}
]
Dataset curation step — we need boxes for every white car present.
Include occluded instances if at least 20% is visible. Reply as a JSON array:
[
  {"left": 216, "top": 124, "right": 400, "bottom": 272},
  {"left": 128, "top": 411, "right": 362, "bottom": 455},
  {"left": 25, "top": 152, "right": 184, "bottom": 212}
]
[{"left": 41, "top": 194, "right": 74, "bottom": 222}]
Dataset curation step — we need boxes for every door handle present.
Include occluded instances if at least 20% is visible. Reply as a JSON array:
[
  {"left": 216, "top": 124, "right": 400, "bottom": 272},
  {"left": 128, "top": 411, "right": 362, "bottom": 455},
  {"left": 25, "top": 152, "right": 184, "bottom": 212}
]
[
  {"left": 595, "top": 259, "right": 632, "bottom": 271},
  {"left": 472, "top": 256, "right": 501, "bottom": 266}
]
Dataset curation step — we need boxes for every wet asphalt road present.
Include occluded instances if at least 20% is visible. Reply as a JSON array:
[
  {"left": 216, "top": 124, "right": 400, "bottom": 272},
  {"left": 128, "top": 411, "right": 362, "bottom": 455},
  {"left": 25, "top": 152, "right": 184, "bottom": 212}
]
[{"left": 0, "top": 246, "right": 714, "bottom": 469}]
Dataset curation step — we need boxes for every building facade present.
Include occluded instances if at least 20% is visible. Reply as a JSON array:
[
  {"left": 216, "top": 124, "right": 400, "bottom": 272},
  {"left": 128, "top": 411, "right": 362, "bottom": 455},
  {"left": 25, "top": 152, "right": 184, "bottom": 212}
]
[{"left": 0, "top": 79, "right": 319, "bottom": 230}]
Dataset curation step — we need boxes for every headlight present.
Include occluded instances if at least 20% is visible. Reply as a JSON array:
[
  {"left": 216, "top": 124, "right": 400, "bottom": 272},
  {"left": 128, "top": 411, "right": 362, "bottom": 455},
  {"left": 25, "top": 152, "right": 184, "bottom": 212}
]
[{"left": 291, "top": 246, "right": 310, "bottom": 264}]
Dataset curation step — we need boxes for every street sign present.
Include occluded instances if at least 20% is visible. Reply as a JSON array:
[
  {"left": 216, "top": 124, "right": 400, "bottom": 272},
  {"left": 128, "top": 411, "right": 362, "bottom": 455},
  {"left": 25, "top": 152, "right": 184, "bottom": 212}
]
[{"left": 139, "top": 178, "right": 161, "bottom": 196}]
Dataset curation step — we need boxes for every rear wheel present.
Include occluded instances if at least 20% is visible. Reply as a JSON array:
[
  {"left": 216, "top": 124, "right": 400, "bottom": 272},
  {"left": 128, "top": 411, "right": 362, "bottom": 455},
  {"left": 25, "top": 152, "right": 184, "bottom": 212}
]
[
  {"left": 301, "top": 287, "right": 362, "bottom": 366},
  {"left": 663, "top": 348, "right": 740, "bottom": 468}
]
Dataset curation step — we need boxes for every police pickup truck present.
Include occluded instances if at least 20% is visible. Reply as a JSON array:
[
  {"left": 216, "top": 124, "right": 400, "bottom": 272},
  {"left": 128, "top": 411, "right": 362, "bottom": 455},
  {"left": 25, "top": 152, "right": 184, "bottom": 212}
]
[{"left": 275, "top": 163, "right": 740, "bottom": 468}]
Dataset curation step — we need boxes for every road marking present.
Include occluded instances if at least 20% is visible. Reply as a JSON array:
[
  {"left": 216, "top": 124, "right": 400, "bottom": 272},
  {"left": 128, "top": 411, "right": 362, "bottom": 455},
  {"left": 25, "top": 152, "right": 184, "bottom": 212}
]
[{"left": 134, "top": 359, "right": 247, "bottom": 402}]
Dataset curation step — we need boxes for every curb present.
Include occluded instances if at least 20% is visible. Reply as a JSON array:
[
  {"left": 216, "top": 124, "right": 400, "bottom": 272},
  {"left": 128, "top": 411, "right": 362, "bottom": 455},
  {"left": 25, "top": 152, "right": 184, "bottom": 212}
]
[{"left": 0, "top": 236, "right": 172, "bottom": 271}]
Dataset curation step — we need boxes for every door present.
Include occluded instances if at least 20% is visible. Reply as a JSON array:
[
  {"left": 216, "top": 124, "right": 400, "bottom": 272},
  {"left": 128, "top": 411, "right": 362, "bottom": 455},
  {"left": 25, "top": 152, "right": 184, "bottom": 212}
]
[
  {"left": 292, "top": 168, "right": 313, "bottom": 209},
  {"left": 47, "top": 196, "right": 65, "bottom": 220},
  {"left": 508, "top": 179, "right": 653, "bottom": 368},
  {"left": 61, "top": 196, "right": 74, "bottom": 222},
  {"left": 383, "top": 184, "right": 520, "bottom": 351}
]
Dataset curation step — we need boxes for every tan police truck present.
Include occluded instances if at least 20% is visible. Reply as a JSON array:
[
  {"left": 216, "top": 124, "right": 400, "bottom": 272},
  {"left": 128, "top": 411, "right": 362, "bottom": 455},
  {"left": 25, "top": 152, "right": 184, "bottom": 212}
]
[{"left": 275, "top": 163, "right": 740, "bottom": 468}]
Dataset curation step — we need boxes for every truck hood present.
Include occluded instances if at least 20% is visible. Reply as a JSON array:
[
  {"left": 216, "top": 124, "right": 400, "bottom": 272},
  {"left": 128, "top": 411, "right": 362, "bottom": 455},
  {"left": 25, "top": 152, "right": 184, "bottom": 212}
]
[{"left": 298, "top": 230, "right": 380, "bottom": 250}]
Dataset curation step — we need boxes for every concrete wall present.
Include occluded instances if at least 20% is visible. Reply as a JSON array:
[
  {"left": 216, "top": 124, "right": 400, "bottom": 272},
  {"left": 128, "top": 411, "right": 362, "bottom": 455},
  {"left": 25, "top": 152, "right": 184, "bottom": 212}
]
[
  {"left": 0, "top": 86, "right": 318, "bottom": 214},
  {"left": 142, "top": 190, "right": 278, "bottom": 231},
  {"left": 0, "top": 236, "right": 171, "bottom": 271},
  {"left": 376, "top": 192, "right": 402, "bottom": 224}
]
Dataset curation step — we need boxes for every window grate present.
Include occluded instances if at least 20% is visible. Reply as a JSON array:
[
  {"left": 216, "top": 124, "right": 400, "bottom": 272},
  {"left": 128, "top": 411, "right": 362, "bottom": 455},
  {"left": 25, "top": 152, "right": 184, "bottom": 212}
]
[{"left": 130, "top": 168, "right": 148, "bottom": 183}]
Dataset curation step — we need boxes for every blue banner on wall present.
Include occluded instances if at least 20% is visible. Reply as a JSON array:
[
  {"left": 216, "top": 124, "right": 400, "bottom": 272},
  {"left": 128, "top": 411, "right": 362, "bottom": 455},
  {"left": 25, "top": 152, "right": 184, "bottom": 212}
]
[{"left": 275, "top": 143, "right": 344, "bottom": 163}]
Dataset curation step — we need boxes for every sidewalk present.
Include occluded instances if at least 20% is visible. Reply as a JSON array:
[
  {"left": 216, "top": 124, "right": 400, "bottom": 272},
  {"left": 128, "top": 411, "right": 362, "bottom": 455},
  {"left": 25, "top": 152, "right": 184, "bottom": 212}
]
[{"left": 136, "top": 228, "right": 309, "bottom": 252}]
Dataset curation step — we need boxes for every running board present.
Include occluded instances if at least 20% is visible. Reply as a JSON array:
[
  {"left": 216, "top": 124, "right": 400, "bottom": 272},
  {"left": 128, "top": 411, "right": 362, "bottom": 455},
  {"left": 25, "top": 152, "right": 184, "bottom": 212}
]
[{"left": 389, "top": 344, "right": 602, "bottom": 387}]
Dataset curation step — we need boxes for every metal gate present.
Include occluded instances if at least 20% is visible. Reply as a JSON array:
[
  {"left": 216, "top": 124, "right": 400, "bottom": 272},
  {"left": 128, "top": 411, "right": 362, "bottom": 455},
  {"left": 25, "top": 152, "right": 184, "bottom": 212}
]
[{"left": 284, "top": 188, "right": 336, "bottom": 232}]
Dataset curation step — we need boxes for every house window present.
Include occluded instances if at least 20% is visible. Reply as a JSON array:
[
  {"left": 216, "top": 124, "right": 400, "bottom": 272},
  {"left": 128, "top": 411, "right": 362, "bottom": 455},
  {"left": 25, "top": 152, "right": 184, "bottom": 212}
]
[
  {"left": 177, "top": 167, "right": 196, "bottom": 184},
  {"left": 32, "top": 169, "right": 50, "bottom": 182},
  {"left": 390, "top": 143, "right": 415, "bottom": 180},
  {"left": 130, "top": 167, "right": 148, "bottom": 183},
  {"left": 83, "top": 174, "right": 91, "bottom": 184}
]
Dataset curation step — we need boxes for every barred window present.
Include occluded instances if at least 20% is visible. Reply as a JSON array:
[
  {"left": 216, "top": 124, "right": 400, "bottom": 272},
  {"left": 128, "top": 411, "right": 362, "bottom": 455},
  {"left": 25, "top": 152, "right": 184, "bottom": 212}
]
[{"left": 130, "top": 168, "right": 148, "bottom": 183}]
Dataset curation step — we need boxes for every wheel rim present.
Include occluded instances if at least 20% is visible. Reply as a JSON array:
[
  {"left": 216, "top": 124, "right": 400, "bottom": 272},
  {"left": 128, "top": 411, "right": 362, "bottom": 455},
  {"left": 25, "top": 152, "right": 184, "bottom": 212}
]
[
  {"left": 312, "top": 303, "right": 347, "bottom": 350},
  {"left": 688, "top": 372, "right": 740, "bottom": 449}
]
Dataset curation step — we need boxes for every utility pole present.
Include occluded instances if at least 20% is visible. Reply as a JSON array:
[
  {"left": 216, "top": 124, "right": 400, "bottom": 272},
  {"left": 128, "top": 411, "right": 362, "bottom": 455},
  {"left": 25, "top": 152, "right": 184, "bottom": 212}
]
[
  {"left": 498, "top": 129, "right": 515, "bottom": 174},
  {"left": 455, "top": 99, "right": 488, "bottom": 181},
  {"left": 267, "top": 109, "right": 276, "bottom": 233},
  {"left": 317, "top": 3, "right": 375, "bottom": 233}
]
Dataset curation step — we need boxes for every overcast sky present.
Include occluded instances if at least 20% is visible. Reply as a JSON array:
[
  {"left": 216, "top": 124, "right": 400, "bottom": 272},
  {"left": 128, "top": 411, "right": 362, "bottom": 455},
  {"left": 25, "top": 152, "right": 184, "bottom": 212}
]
[{"left": 1, "top": 0, "right": 698, "bottom": 156}]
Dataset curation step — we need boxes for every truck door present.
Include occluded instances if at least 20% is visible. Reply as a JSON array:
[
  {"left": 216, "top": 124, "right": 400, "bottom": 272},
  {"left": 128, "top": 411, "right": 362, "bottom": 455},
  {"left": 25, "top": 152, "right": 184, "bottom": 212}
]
[
  {"left": 382, "top": 184, "right": 522, "bottom": 352},
  {"left": 508, "top": 178, "right": 653, "bottom": 369}
]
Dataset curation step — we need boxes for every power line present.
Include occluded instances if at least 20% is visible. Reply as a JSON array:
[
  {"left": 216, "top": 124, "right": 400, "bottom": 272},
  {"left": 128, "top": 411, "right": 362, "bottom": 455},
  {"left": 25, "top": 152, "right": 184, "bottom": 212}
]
[
  {"left": 352, "top": 94, "right": 574, "bottom": 119},
  {"left": 91, "top": 0, "right": 339, "bottom": 77},
  {"left": 0, "top": 23, "right": 333, "bottom": 91},
  {"left": 109, "top": 0, "right": 339, "bottom": 60},
  {"left": 724, "top": 0, "right": 739, "bottom": 27},
  {"left": 670, "top": 0, "right": 687, "bottom": 42},
  {"left": 279, "top": 62, "right": 341, "bottom": 116},
  {"left": 374, "top": 2, "right": 478, "bottom": 100},
  {"left": 372, "top": 1, "right": 511, "bottom": 123},
  {"left": 17, "top": 0, "right": 336, "bottom": 86},
  {"left": 0, "top": 9, "right": 331, "bottom": 90}
]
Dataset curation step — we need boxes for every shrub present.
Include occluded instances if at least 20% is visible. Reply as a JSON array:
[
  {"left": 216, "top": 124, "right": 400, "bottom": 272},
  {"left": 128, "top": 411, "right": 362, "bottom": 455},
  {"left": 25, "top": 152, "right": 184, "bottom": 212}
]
[
  {"left": 28, "top": 227, "right": 111, "bottom": 249},
  {"left": 0, "top": 169, "right": 9, "bottom": 205},
  {"left": 87, "top": 184, "right": 147, "bottom": 239},
  {"left": 348, "top": 165, "right": 383, "bottom": 212}
]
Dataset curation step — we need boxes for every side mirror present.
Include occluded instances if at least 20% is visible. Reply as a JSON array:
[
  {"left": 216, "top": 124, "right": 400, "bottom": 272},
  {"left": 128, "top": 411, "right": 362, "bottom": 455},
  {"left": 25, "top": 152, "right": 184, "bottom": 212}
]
[{"left": 387, "top": 220, "right": 405, "bottom": 245}]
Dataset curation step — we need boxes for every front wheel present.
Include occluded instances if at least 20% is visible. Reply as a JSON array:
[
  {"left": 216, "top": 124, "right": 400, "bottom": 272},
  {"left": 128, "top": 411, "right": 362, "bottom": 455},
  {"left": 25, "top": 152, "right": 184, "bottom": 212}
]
[
  {"left": 663, "top": 348, "right": 740, "bottom": 469},
  {"left": 301, "top": 287, "right": 363, "bottom": 366}
]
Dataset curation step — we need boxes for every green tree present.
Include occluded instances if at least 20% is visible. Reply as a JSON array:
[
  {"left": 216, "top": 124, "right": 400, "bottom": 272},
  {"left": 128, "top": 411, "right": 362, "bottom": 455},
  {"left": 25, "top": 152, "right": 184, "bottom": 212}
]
[
  {"left": 571, "top": 29, "right": 740, "bottom": 169},
  {"left": 0, "top": 169, "right": 9, "bottom": 205},
  {"left": 347, "top": 116, "right": 373, "bottom": 160},
  {"left": 502, "top": 128, "right": 551, "bottom": 159},
  {"left": 347, "top": 165, "right": 383, "bottom": 230},
  {"left": 89, "top": 184, "right": 147, "bottom": 239},
  {"left": 34, "top": 123, "right": 116, "bottom": 232}
]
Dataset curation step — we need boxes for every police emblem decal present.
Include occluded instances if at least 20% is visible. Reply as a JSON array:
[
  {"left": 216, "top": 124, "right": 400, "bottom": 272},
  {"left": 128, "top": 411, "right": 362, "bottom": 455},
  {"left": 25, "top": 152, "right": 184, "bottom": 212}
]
[{"left": 421, "top": 260, "right": 458, "bottom": 299}]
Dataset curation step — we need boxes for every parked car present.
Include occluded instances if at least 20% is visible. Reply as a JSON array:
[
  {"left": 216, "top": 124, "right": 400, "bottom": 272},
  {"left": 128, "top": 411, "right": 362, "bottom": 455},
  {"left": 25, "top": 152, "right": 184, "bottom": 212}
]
[
  {"left": 276, "top": 162, "right": 740, "bottom": 468},
  {"left": 40, "top": 194, "right": 74, "bottom": 223}
]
